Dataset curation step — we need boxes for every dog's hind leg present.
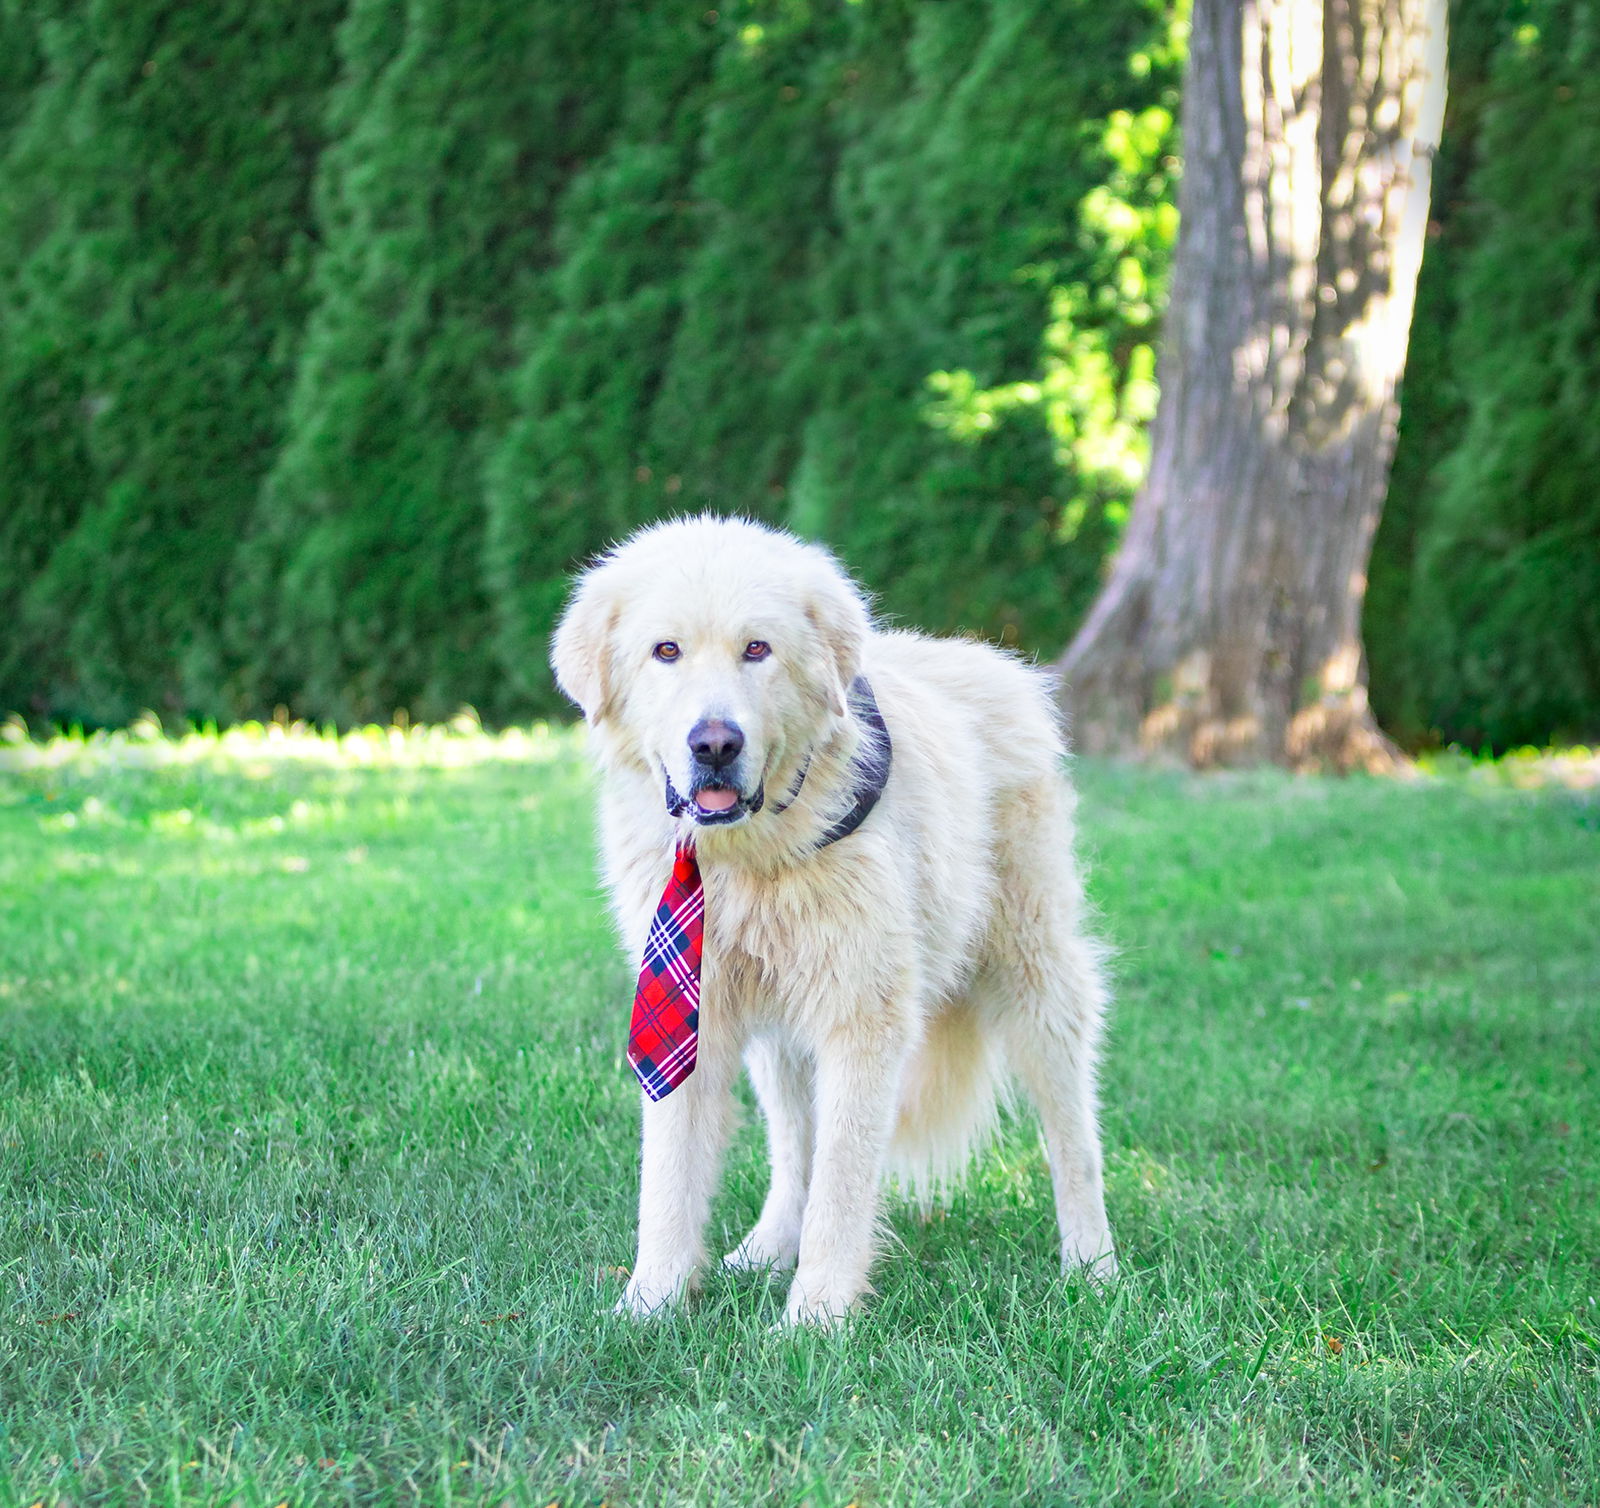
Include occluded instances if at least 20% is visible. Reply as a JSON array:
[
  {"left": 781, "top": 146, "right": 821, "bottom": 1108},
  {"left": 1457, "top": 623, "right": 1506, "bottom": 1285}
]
[
  {"left": 990, "top": 960, "right": 1116, "bottom": 1282},
  {"left": 983, "top": 793, "right": 1116, "bottom": 1281},
  {"left": 723, "top": 1034, "right": 813, "bottom": 1272}
]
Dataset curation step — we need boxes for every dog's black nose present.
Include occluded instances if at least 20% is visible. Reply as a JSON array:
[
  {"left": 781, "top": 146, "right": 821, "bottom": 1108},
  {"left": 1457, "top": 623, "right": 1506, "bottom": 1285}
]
[{"left": 688, "top": 718, "right": 744, "bottom": 771}]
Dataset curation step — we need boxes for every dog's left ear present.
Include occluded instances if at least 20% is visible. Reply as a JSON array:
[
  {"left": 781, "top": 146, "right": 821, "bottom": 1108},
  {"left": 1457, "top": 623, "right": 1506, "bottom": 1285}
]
[
  {"left": 804, "top": 571, "right": 870, "bottom": 719},
  {"left": 551, "top": 569, "right": 621, "bottom": 724}
]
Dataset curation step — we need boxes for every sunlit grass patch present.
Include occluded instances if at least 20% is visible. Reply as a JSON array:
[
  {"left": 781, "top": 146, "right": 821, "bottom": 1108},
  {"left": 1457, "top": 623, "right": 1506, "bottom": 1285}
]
[
  {"left": 0, "top": 707, "right": 573, "bottom": 776},
  {"left": 1, "top": 729, "right": 1596, "bottom": 1505}
]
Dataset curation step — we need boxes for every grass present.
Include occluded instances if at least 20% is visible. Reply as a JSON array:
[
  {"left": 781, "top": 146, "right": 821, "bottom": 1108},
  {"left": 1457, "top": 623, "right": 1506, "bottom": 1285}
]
[{"left": 1, "top": 720, "right": 1596, "bottom": 1506}]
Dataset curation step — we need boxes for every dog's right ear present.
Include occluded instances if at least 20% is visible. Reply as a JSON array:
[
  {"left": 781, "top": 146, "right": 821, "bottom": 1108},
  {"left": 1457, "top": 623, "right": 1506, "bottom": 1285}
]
[
  {"left": 803, "top": 569, "right": 870, "bottom": 719},
  {"left": 551, "top": 571, "right": 620, "bottom": 724}
]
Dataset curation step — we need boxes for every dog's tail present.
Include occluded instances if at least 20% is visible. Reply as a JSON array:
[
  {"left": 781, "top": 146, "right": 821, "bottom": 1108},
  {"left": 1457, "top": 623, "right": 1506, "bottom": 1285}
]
[{"left": 885, "top": 1003, "right": 1008, "bottom": 1205}]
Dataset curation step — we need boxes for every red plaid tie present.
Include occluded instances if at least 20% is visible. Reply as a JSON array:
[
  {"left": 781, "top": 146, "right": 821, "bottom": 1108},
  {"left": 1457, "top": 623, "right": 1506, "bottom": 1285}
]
[{"left": 628, "top": 840, "right": 703, "bottom": 1101}]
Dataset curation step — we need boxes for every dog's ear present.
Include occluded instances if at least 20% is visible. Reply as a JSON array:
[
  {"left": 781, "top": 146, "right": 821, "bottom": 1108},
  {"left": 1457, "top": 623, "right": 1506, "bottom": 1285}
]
[
  {"left": 804, "top": 572, "right": 870, "bottom": 719},
  {"left": 551, "top": 570, "right": 621, "bottom": 723}
]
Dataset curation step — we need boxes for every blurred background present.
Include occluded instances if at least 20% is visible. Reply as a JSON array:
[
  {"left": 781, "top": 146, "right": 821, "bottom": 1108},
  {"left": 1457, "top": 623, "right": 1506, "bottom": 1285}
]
[{"left": 0, "top": 0, "right": 1594, "bottom": 751}]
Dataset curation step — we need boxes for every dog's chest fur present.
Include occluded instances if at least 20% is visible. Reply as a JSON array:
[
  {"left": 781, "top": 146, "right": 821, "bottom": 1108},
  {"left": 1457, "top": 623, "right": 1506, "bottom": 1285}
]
[
  {"left": 693, "top": 836, "right": 993, "bottom": 1042},
  {"left": 695, "top": 845, "right": 902, "bottom": 1031}
]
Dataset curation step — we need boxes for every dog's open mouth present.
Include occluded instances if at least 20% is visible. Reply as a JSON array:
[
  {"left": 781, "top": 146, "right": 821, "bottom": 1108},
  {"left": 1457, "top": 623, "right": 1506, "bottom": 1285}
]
[
  {"left": 664, "top": 772, "right": 765, "bottom": 825},
  {"left": 688, "top": 780, "right": 766, "bottom": 824}
]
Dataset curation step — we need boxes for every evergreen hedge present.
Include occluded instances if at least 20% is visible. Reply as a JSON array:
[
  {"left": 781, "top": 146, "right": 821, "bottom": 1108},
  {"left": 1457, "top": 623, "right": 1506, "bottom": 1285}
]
[
  {"left": 0, "top": 0, "right": 344, "bottom": 725},
  {"left": 1406, "top": 0, "right": 1600, "bottom": 748},
  {"left": 486, "top": 0, "right": 1179, "bottom": 703},
  {"left": 1366, "top": 0, "right": 1600, "bottom": 750},
  {"left": 227, "top": 0, "right": 626, "bottom": 725},
  {"left": 1, "top": 0, "right": 1596, "bottom": 747},
  {"left": 483, "top": 9, "right": 720, "bottom": 711},
  {"left": 789, "top": 0, "right": 1177, "bottom": 650}
]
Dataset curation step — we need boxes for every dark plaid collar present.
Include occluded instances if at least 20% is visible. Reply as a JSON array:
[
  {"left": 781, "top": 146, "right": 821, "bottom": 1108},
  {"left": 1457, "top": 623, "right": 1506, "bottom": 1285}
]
[{"left": 772, "top": 674, "right": 892, "bottom": 849}]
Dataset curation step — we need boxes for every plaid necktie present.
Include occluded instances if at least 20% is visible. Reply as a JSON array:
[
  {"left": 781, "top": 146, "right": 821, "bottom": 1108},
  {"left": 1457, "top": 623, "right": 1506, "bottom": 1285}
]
[{"left": 628, "top": 840, "right": 703, "bottom": 1100}]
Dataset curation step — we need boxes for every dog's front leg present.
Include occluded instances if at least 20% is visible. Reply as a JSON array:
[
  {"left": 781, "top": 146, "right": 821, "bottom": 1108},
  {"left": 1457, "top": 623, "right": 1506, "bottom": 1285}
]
[
  {"left": 783, "top": 1006, "right": 913, "bottom": 1327},
  {"left": 620, "top": 1038, "right": 739, "bottom": 1318}
]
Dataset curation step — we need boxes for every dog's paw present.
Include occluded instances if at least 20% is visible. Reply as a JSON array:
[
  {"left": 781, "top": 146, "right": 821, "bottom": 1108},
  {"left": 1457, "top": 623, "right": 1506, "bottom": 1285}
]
[
  {"left": 780, "top": 1296, "right": 855, "bottom": 1330},
  {"left": 613, "top": 1272, "right": 689, "bottom": 1320},
  {"left": 780, "top": 1276, "right": 862, "bottom": 1329},
  {"left": 1061, "top": 1242, "right": 1118, "bottom": 1288},
  {"left": 722, "top": 1227, "right": 800, "bottom": 1273}
]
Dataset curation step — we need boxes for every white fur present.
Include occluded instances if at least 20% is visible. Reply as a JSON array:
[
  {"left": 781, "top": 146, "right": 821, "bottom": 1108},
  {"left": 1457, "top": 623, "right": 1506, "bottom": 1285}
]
[{"left": 552, "top": 516, "right": 1114, "bottom": 1326}]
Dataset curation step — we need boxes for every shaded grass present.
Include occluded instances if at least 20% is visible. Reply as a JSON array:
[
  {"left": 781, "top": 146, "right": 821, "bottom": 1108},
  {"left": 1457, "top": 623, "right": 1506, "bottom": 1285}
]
[{"left": 1, "top": 726, "right": 1596, "bottom": 1505}]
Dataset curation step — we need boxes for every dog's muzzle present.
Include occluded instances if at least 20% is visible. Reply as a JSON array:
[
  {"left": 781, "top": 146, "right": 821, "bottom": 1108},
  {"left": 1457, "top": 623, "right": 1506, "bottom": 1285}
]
[{"left": 665, "top": 716, "right": 764, "bottom": 824}]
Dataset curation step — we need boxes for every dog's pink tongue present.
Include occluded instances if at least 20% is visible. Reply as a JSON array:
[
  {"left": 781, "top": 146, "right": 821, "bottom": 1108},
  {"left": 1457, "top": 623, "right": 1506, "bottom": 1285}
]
[{"left": 695, "top": 789, "right": 739, "bottom": 813}]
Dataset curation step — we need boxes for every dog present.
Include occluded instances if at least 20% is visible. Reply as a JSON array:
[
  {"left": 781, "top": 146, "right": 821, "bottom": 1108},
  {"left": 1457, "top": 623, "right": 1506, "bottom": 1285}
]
[{"left": 552, "top": 515, "right": 1114, "bottom": 1325}]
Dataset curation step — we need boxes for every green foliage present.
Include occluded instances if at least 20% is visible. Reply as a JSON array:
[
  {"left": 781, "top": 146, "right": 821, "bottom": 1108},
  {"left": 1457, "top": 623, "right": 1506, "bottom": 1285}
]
[
  {"left": 0, "top": 2, "right": 127, "bottom": 721},
  {"left": 3, "top": 735, "right": 1598, "bottom": 1500},
  {"left": 482, "top": 10, "right": 720, "bottom": 714},
  {"left": 483, "top": 0, "right": 1180, "bottom": 707},
  {"left": 1, "top": 0, "right": 1178, "bottom": 727},
  {"left": 1406, "top": 0, "right": 1600, "bottom": 749},
  {"left": 784, "top": 0, "right": 1180, "bottom": 648},
  {"left": 1367, "top": 0, "right": 1600, "bottom": 751},
  {"left": 1365, "top": 0, "right": 1523, "bottom": 747},
  {"left": 2, "top": 0, "right": 1596, "bottom": 746},
  {"left": 226, "top": 0, "right": 626, "bottom": 726},
  {"left": 644, "top": 2, "right": 857, "bottom": 518},
  {"left": 0, "top": 0, "right": 43, "bottom": 135},
  {"left": 0, "top": 0, "right": 344, "bottom": 726}
]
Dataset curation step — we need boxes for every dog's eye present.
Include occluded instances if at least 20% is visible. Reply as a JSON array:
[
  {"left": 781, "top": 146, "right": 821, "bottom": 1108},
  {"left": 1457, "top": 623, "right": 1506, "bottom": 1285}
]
[
  {"left": 743, "top": 641, "right": 771, "bottom": 661},
  {"left": 652, "top": 642, "right": 681, "bottom": 663}
]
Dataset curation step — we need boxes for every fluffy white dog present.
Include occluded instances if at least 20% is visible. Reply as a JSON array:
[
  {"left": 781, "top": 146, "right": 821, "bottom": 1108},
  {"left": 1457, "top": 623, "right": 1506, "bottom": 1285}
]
[{"left": 553, "top": 516, "right": 1113, "bottom": 1325}]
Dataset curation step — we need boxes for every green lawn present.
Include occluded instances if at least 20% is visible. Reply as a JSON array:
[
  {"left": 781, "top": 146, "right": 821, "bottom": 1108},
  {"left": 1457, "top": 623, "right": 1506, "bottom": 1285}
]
[{"left": 1, "top": 724, "right": 1596, "bottom": 1507}]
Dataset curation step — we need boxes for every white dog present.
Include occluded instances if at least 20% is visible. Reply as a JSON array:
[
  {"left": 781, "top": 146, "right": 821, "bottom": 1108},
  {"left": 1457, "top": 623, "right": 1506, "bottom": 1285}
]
[{"left": 553, "top": 516, "right": 1113, "bottom": 1325}]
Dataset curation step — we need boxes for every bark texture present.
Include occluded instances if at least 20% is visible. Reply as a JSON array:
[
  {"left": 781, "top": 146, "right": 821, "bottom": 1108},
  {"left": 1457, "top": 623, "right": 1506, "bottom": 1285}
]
[{"left": 1058, "top": 0, "right": 1447, "bottom": 770}]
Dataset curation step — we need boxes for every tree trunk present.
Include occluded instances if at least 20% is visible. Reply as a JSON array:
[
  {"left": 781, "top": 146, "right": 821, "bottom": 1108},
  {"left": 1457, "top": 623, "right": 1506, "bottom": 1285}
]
[{"left": 1058, "top": 0, "right": 1447, "bottom": 771}]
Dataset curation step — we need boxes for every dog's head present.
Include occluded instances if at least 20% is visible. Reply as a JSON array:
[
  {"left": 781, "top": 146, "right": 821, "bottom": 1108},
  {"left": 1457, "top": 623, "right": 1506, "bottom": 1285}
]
[{"left": 552, "top": 516, "right": 870, "bottom": 828}]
